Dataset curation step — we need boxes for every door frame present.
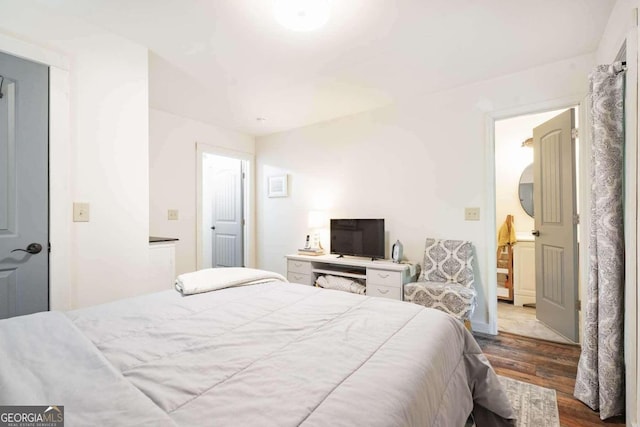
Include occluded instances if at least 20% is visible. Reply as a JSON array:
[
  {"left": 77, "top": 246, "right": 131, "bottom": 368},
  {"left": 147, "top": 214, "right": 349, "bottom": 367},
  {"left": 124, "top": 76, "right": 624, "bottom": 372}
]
[
  {"left": 485, "top": 95, "right": 586, "bottom": 337},
  {"left": 0, "top": 33, "right": 71, "bottom": 312},
  {"left": 196, "top": 142, "right": 254, "bottom": 270},
  {"left": 616, "top": 16, "right": 639, "bottom": 425}
]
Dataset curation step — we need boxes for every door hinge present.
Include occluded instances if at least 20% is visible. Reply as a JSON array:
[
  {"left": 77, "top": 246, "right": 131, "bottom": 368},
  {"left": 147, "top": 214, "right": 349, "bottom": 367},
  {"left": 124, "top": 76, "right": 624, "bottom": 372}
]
[
  {"left": 573, "top": 214, "right": 580, "bottom": 225},
  {"left": 242, "top": 172, "right": 245, "bottom": 179},
  {"left": 571, "top": 128, "right": 579, "bottom": 139},
  {"left": 242, "top": 219, "right": 245, "bottom": 226},
  {"left": 48, "top": 242, "right": 51, "bottom": 253},
  {"left": 577, "top": 300, "right": 581, "bottom": 311}
]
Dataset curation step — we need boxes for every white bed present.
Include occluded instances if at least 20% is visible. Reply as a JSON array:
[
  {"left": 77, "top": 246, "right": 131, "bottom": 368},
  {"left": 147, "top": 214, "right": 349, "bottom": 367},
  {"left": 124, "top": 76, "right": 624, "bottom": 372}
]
[{"left": 0, "top": 271, "right": 515, "bottom": 426}]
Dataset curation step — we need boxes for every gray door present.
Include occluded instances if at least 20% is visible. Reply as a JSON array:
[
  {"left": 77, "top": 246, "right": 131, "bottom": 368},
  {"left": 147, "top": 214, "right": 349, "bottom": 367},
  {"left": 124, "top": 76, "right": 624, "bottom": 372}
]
[
  {"left": 0, "top": 51, "right": 49, "bottom": 319},
  {"left": 533, "top": 108, "right": 579, "bottom": 341},
  {"left": 211, "top": 156, "right": 244, "bottom": 267}
]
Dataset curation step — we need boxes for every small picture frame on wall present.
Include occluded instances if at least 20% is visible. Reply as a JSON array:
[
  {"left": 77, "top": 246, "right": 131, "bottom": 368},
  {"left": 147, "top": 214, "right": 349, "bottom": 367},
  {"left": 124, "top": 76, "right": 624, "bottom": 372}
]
[{"left": 268, "top": 174, "right": 288, "bottom": 198}]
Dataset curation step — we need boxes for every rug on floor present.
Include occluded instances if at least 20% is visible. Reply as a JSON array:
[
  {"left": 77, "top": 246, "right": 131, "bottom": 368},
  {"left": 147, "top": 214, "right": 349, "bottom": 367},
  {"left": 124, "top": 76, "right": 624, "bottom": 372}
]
[{"left": 499, "top": 375, "right": 560, "bottom": 427}]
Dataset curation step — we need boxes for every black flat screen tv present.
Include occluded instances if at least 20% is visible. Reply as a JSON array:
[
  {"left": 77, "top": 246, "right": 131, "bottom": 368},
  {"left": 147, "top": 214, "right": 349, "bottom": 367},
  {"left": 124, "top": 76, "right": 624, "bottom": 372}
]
[{"left": 330, "top": 219, "right": 385, "bottom": 259}]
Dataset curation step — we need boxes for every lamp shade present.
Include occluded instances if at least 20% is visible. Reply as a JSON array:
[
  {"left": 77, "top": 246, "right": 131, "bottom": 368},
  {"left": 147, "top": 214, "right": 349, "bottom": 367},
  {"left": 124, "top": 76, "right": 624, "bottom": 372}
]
[{"left": 307, "top": 211, "right": 327, "bottom": 229}]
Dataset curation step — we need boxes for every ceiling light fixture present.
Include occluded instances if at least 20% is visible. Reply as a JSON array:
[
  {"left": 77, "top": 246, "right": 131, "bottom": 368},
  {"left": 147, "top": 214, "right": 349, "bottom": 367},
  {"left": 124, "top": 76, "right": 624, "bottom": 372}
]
[{"left": 274, "top": 0, "right": 331, "bottom": 32}]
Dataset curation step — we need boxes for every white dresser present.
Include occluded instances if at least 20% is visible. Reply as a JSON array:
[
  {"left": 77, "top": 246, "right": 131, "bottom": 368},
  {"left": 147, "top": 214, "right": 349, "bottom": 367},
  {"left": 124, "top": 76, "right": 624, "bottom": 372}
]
[
  {"left": 285, "top": 254, "right": 414, "bottom": 301},
  {"left": 513, "top": 235, "right": 536, "bottom": 306}
]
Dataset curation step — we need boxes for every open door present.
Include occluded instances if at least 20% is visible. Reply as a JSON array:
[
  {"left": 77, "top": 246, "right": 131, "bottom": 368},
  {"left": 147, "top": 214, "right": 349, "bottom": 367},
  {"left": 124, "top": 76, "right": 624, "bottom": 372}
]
[
  {"left": 210, "top": 155, "right": 244, "bottom": 267},
  {"left": 197, "top": 144, "right": 253, "bottom": 271},
  {"left": 0, "top": 52, "right": 49, "bottom": 319},
  {"left": 532, "top": 108, "right": 579, "bottom": 342}
]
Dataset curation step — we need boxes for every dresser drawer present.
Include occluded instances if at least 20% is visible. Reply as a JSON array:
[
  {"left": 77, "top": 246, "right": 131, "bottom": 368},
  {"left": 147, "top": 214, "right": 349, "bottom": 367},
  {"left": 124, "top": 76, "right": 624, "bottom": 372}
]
[
  {"left": 366, "top": 269, "right": 402, "bottom": 287},
  {"left": 287, "top": 260, "right": 312, "bottom": 275},
  {"left": 287, "top": 272, "right": 314, "bottom": 286},
  {"left": 367, "top": 284, "right": 401, "bottom": 300}
]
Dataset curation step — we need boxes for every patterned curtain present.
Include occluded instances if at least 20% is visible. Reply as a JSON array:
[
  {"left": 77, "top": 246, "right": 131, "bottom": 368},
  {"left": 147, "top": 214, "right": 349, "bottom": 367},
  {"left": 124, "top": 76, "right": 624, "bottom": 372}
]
[{"left": 574, "top": 63, "right": 625, "bottom": 420}]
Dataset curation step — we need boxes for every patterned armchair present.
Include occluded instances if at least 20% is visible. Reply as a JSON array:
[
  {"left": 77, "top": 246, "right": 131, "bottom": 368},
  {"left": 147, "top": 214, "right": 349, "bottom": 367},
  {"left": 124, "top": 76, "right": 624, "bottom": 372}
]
[{"left": 404, "top": 238, "right": 477, "bottom": 325}]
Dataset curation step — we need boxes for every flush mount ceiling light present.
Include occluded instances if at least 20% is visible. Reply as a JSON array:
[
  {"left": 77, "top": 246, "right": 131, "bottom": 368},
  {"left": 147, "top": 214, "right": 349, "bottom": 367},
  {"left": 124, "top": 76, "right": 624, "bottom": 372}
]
[{"left": 274, "top": 0, "right": 331, "bottom": 32}]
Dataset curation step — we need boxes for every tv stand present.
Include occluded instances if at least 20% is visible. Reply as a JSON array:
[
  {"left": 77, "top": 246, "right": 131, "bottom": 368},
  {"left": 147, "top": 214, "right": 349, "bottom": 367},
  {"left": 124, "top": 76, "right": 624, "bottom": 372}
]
[{"left": 285, "top": 254, "right": 416, "bottom": 301}]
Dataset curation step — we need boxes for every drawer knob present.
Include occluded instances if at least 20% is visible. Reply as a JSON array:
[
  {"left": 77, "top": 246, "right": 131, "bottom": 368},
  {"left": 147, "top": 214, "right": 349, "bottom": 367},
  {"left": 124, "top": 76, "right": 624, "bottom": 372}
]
[
  {"left": 378, "top": 273, "right": 389, "bottom": 278},
  {"left": 378, "top": 288, "right": 389, "bottom": 294}
]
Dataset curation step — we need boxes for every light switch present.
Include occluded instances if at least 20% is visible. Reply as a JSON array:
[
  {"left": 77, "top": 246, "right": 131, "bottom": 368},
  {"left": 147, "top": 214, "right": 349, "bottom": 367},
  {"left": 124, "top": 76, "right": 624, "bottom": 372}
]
[
  {"left": 168, "top": 209, "right": 179, "bottom": 220},
  {"left": 464, "top": 207, "right": 480, "bottom": 221},
  {"left": 73, "top": 202, "right": 90, "bottom": 222}
]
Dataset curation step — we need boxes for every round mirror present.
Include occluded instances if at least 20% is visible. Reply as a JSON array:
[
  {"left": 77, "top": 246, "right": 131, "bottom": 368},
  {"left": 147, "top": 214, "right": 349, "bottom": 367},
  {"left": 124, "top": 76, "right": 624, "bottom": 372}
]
[{"left": 518, "top": 163, "right": 534, "bottom": 217}]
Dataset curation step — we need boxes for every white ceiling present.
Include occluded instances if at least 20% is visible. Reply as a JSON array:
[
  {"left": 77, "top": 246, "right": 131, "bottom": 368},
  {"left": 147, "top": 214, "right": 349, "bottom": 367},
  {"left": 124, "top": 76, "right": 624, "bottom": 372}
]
[{"left": 43, "top": 0, "right": 615, "bottom": 136}]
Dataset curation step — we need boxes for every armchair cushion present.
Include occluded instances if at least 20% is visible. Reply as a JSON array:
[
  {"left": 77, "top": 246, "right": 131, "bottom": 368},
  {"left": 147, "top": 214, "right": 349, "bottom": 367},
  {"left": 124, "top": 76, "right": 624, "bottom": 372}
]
[
  {"left": 405, "top": 281, "right": 477, "bottom": 321},
  {"left": 405, "top": 238, "right": 477, "bottom": 321}
]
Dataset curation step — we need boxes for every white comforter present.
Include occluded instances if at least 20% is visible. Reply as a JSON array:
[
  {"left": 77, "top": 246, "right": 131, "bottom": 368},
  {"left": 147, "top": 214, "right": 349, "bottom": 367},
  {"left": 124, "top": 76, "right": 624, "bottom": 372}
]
[{"left": 0, "top": 280, "right": 515, "bottom": 426}]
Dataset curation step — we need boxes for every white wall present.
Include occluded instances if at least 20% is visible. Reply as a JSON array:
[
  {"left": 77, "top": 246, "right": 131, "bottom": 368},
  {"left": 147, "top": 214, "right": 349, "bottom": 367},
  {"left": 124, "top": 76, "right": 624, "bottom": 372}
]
[
  {"left": 597, "top": 0, "right": 639, "bottom": 62},
  {"left": 495, "top": 109, "right": 566, "bottom": 234},
  {"left": 0, "top": 7, "right": 151, "bottom": 309},
  {"left": 149, "top": 108, "right": 255, "bottom": 276},
  {"left": 66, "top": 36, "right": 150, "bottom": 308},
  {"left": 256, "top": 53, "right": 594, "bottom": 331},
  {"left": 0, "top": 6, "right": 257, "bottom": 309}
]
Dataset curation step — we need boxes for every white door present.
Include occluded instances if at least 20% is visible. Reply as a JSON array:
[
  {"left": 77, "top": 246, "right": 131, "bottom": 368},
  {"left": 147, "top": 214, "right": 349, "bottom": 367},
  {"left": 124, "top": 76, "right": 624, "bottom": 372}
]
[
  {"left": 0, "top": 52, "right": 49, "bottom": 319},
  {"left": 533, "top": 108, "right": 579, "bottom": 341},
  {"left": 210, "top": 156, "right": 244, "bottom": 267}
]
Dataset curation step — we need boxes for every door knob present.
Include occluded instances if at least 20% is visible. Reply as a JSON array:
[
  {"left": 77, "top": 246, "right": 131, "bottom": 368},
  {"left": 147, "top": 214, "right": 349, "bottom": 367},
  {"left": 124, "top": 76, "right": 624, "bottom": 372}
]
[
  {"left": 11, "top": 243, "right": 43, "bottom": 255},
  {"left": 531, "top": 230, "right": 540, "bottom": 237},
  {"left": 211, "top": 226, "right": 216, "bottom": 230}
]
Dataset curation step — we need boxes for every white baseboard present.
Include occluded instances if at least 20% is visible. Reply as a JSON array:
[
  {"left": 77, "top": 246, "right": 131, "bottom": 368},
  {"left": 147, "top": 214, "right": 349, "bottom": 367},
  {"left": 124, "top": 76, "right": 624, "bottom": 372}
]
[{"left": 471, "top": 321, "right": 493, "bottom": 335}]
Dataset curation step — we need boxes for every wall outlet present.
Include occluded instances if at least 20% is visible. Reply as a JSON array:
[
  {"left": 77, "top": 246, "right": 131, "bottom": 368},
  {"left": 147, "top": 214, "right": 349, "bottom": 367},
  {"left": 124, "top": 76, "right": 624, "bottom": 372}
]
[
  {"left": 73, "top": 202, "right": 90, "bottom": 222},
  {"left": 168, "top": 209, "right": 179, "bottom": 220},
  {"left": 464, "top": 207, "right": 480, "bottom": 221}
]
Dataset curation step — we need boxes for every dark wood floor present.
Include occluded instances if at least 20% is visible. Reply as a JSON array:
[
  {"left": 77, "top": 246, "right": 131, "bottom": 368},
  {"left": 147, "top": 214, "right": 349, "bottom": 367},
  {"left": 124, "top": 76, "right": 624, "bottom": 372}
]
[{"left": 473, "top": 331, "right": 626, "bottom": 427}]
